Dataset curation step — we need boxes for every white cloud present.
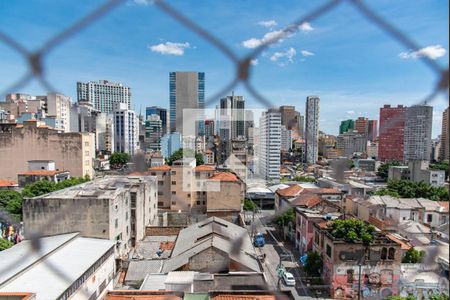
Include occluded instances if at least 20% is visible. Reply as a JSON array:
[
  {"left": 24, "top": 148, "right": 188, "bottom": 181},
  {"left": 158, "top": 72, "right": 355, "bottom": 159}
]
[
  {"left": 346, "top": 110, "right": 355, "bottom": 115},
  {"left": 301, "top": 50, "right": 315, "bottom": 57},
  {"left": 149, "top": 42, "right": 190, "bottom": 56},
  {"left": 298, "top": 22, "right": 314, "bottom": 32},
  {"left": 258, "top": 20, "right": 277, "bottom": 28},
  {"left": 242, "top": 30, "right": 285, "bottom": 49},
  {"left": 399, "top": 45, "right": 446, "bottom": 60},
  {"left": 250, "top": 59, "right": 259, "bottom": 66},
  {"left": 270, "top": 47, "right": 296, "bottom": 66}
]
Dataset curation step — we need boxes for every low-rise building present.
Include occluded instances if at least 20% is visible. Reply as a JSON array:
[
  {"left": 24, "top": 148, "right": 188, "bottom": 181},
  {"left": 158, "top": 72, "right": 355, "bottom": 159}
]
[
  {"left": 206, "top": 172, "right": 243, "bottom": 222},
  {"left": 389, "top": 160, "right": 446, "bottom": 187},
  {"left": 0, "top": 232, "right": 115, "bottom": 300},
  {"left": 22, "top": 175, "right": 158, "bottom": 258},
  {"left": 17, "top": 160, "right": 70, "bottom": 187},
  {"left": 149, "top": 165, "right": 172, "bottom": 209}
]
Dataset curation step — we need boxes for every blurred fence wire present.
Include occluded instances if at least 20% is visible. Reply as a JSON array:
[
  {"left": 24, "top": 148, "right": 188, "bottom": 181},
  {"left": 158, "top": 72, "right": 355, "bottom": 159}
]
[{"left": 0, "top": 0, "right": 448, "bottom": 298}]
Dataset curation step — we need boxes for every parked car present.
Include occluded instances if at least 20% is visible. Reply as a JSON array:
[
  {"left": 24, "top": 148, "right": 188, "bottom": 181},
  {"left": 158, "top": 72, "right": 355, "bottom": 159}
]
[
  {"left": 282, "top": 272, "right": 296, "bottom": 286},
  {"left": 253, "top": 232, "right": 265, "bottom": 247}
]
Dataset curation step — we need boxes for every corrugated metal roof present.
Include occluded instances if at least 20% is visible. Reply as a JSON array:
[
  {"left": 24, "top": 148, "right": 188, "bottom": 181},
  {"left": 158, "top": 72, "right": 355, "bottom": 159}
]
[
  {"left": 125, "top": 260, "right": 164, "bottom": 283},
  {"left": 140, "top": 274, "right": 168, "bottom": 290}
]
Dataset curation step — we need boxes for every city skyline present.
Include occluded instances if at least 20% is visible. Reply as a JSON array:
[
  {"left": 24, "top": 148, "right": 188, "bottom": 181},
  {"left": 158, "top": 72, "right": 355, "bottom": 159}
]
[{"left": 0, "top": 0, "right": 447, "bottom": 137}]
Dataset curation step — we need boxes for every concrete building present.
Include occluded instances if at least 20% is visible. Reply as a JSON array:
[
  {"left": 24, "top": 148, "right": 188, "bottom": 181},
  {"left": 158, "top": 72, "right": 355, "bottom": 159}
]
[
  {"left": 388, "top": 160, "right": 446, "bottom": 187},
  {"left": 45, "top": 93, "right": 71, "bottom": 132},
  {"left": 339, "top": 119, "right": 354, "bottom": 134},
  {"left": 368, "top": 119, "right": 378, "bottom": 142},
  {"left": 0, "top": 121, "right": 94, "bottom": 180},
  {"left": 379, "top": 104, "right": 406, "bottom": 161},
  {"left": 145, "top": 114, "right": 163, "bottom": 152},
  {"left": 17, "top": 160, "right": 70, "bottom": 187},
  {"left": 357, "top": 159, "right": 376, "bottom": 172},
  {"left": 440, "top": 107, "right": 449, "bottom": 161},
  {"left": 146, "top": 106, "right": 167, "bottom": 136},
  {"left": 336, "top": 130, "right": 367, "bottom": 157},
  {"left": 204, "top": 119, "right": 215, "bottom": 138},
  {"left": 77, "top": 80, "right": 131, "bottom": 114},
  {"left": 279, "top": 105, "right": 302, "bottom": 137},
  {"left": 354, "top": 117, "right": 369, "bottom": 136},
  {"left": 367, "top": 141, "right": 378, "bottom": 159},
  {"left": 114, "top": 103, "right": 139, "bottom": 155},
  {"left": 281, "top": 125, "right": 292, "bottom": 152},
  {"left": 169, "top": 158, "right": 197, "bottom": 212},
  {"left": 23, "top": 175, "right": 158, "bottom": 257},
  {"left": 169, "top": 72, "right": 205, "bottom": 135},
  {"left": 70, "top": 101, "right": 115, "bottom": 154},
  {"left": 0, "top": 232, "right": 115, "bottom": 300},
  {"left": 259, "top": 108, "right": 281, "bottom": 182},
  {"left": 305, "top": 96, "right": 320, "bottom": 164},
  {"left": 161, "top": 132, "right": 182, "bottom": 159},
  {"left": 404, "top": 105, "right": 433, "bottom": 161},
  {"left": 219, "top": 95, "right": 245, "bottom": 139},
  {"left": 149, "top": 164, "right": 172, "bottom": 209}
]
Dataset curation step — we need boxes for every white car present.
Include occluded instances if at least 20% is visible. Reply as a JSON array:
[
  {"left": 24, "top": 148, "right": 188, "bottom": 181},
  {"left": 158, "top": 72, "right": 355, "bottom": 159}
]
[{"left": 282, "top": 272, "right": 296, "bottom": 286}]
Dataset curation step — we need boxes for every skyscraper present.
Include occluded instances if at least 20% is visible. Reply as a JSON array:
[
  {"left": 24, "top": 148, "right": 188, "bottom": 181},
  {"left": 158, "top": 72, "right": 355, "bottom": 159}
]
[
  {"left": 367, "top": 120, "right": 378, "bottom": 142},
  {"left": 113, "top": 103, "right": 138, "bottom": 155},
  {"left": 305, "top": 96, "right": 320, "bottom": 164},
  {"left": 145, "top": 114, "right": 163, "bottom": 151},
  {"left": 259, "top": 108, "right": 281, "bottom": 181},
  {"left": 339, "top": 119, "right": 354, "bottom": 134},
  {"left": 440, "top": 107, "right": 449, "bottom": 161},
  {"left": 355, "top": 117, "right": 369, "bottom": 136},
  {"left": 379, "top": 104, "right": 406, "bottom": 161},
  {"left": 281, "top": 125, "right": 293, "bottom": 152},
  {"left": 404, "top": 105, "right": 433, "bottom": 161},
  {"left": 169, "top": 72, "right": 205, "bottom": 135},
  {"left": 219, "top": 95, "right": 245, "bottom": 139},
  {"left": 77, "top": 80, "right": 131, "bottom": 114},
  {"left": 146, "top": 106, "right": 167, "bottom": 136},
  {"left": 279, "top": 105, "right": 302, "bottom": 137},
  {"left": 204, "top": 119, "right": 215, "bottom": 138}
]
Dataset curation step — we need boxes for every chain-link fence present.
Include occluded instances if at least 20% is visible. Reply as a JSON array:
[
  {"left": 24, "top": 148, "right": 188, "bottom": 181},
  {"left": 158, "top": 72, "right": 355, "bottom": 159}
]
[{"left": 0, "top": 0, "right": 448, "bottom": 299}]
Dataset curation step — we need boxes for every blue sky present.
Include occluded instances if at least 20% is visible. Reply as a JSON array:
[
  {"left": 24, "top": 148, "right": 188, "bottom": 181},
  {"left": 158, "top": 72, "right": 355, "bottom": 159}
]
[{"left": 0, "top": 0, "right": 448, "bottom": 137}]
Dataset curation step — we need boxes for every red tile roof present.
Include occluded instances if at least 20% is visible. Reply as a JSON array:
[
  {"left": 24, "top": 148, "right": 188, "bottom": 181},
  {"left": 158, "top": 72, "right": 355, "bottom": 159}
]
[
  {"left": 386, "top": 233, "right": 411, "bottom": 250},
  {"left": 438, "top": 201, "right": 449, "bottom": 212},
  {"left": 107, "top": 295, "right": 181, "bottom": 300},
  {"left": 160, "top": 241, "right": 175, "bottom": 251},
  {"left": 304, "top": 188, "right": 341, "bottom": 194},
  {"left": 18, "top": 170, "right": 66, "bottom": 176},
  {"left": 128, "top": 171, "right": 150, "bottom": 176},
  {"left": 209, "top": 172, "right": 239, "bottom": 182},
  {"left": 276, "top": 185, "right": 303, "bottom": 197},
  {"left": 0, "top": 180, "right": 17, "bottom": 187},
  {"left": 291, "top": 193, "right": 322, "bottom": 208},
  {"left": 214, "top": 296, "right": 276, "bottom": 300},
  {"left": 149, "top": 165, "right": 171, "bottom": 171},
  {"left": 195, "top": 165, "right": 215, "bottom": 171}
]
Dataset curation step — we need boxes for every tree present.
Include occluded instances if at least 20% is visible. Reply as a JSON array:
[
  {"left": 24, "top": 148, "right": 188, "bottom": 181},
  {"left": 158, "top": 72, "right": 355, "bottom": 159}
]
[
  {"left": 430, "top": 161, "right": 449, "bottom": 179},
  {"left": 0, "top": 238, "right": 13, "bottom": 251},
  {"left": 373, "top": 180, "right": 448, "bottom": 201},
  {"left": 329, "top": 219, "right": 375, "bottom": 245},
  {"left": 0, "top": 190, "right": 23, "bottom": 219},
  {"left": 387, "top": 296, "right": 416, "bottom": 300},
  {"left": 402, "top": 247, "right": 425, "bottom": 263},
  {"left": 293, "top": 176, "right": 316, "bottom": 183},
  {"left": 274, "top": 208, "right": 295, "bottom": 226},
  {"left": 304, "top": 251, "right": 322, "bottom": 277},
  {"left": 167, "top": 148, "right": 203, "bottom": 166},
  {"left": 109, "top": 152, "right": 130, "bottom": 168},
  {"left": 243, "top": 199, "right": 258, "bottom": 211},
  {"left": 377, "top": 161, "right": 402, "bottom": 180},
  {"left": 21, "top": 180, "right": 55, "bottom": 198}
]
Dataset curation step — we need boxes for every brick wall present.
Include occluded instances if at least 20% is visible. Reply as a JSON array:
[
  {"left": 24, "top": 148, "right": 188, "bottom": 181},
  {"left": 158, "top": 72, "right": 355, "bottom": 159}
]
[{"left": 145, "top": 226, "right": 183, "bottom": 236}]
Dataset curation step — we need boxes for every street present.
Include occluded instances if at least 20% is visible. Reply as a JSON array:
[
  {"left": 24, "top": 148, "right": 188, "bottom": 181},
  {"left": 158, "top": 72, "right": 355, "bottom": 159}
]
[{"left": 244, "top": 210, "right": 331, "bottom": 299}]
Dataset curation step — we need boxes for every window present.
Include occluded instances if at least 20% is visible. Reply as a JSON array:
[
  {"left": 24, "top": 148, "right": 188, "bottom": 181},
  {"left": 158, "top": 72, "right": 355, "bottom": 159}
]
[
  {"left": 158, "top": 191, "right": 163, "bottom": 196},
  {"left": 388, "top": 247, "right": 395, "bottom": 260},
  {"left": 381, "top": 247, "right": 387, "bottom": 260},
  {"left": 171, "top": 181, "right": 176, "bottom": 185},
  {"left": 114, "top": 219, "right": 118, "bottom": 229},
  {"left": 171, "top": 201, "right": 176, "bottom": 205},
  {"left": 196, "top": 201, "right": 201, "bottom": 205},
  {"left": 126, "top": 226, "right": 129, "bottom": 234},
  {"left": 326, "top": 244, "right": 332, "bottom": 258},
  {"left": 427, "top": 214, "right": 433, "bottom": 223},
  {"left": 158, "top": 181, "right": 164, "bottom": 186},
  {"left": 126, "top": 212, "right": 128, "bottom": 220},
  {"left": 203, "top": 200, "right": 206, "bottom": 205},
  {"left": 187, "top": 193, "right": 191, "bottom": 198},
  {"left": 172, "top": 191, "right": 176, "bottom": 195},
  {"left": 171, "top": 171, "right": 176, "bottom": 175},
  {"left": 347, "top": 269, "right": 354, "bottom": 283},
  {"left": 151, "top": 172, "right": 156, "bottom": 176},
  {"left": 314, "top": 232, "right": 319, "bottom": 245}
]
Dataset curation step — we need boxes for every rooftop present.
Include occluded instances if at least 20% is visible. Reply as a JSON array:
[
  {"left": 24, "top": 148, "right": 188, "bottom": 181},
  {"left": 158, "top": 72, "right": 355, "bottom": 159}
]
[
  {"left": 0, "top": 233, "right": 115, "bottom": 299},
  {"left": 149, "top": 165, "right": 171, "bottom": 171},
  {"left": 18, "top": 170, "right": 68, "bottom": 176},
  {"left": 209, "top": 172, "right": 239, "bottom": 182},
  {"left": 0, "top": 180, "right": 17, "bottom": 187},
  {"left": 276, "top": 184, "right": 303, "bottom": 198},
  {"left": 195, "top": 165, "right": 216, "bottom": 172}
]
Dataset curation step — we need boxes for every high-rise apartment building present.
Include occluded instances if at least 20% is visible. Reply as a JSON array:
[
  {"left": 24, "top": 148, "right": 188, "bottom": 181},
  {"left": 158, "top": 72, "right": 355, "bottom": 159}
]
[
  {"left": 440, "top": 107, "right": 449, "bottom": 161},
  {"left": 205, "top": 119, "right": 215, "bottom": 138},
  {"left": 336, "top": 130, "right": 367, "bottom": 157},
  {"left": 113, "top": 103, "right": 138, "bottom": 155},
  {"left": 145, "top": 114, "right": 163, "bottom": 151},
  {"left": 281, "top": 125, "right": 293, "bottom": 152},
  {"left": 339, "top": 119, "right": 354, "bottom": 134},
  {"left": 367, "top": 119, "right": 378, "bottom": 142},
  {"left": 404, "top": 105, "right": 433, "bottom": 161},
  {"left": 379, "top": 105, "right": 406, "bottom": 161},
  {"left": 259, "top": 108, "right": 281, "bottom": 181},
  {"left": 146, "top": 106, "right": 167, "bottom": 136},
  {"left": 77, "top": 80, "right": 131, "bottom": 114},
  {"left": 279, "top": 105, "right": 302, "bottom": 137},
  {"left": 169, "top": 72, "right": 205, "bottom": 135},
  {"left": 218, "top": 95, "right": 245, "bottom": 139},
  {"left": 355, "top": 117, "right": 369, "bottom": 136},
  {"left": 305, "top": 96, "right": 320, "bottom": 164},
  {"left": 161, "top": 132, "right": 182, "bottom": 158},
  {"left": 45, "top": 93, "right": 71, "bottom": 132}
]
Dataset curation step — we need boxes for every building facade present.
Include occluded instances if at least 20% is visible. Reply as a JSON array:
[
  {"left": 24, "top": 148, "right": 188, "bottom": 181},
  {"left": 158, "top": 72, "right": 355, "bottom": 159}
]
[
  {"left": 145, "top": 114, "right": 163, "bottom": 152},
  {"left": 114, "top": 103, "right": 139, "bottom": 155},
  {"left": 281, "top": 125, "right": 293, "bottom": 152},
  {"left": 259, "top": 108, "right": 281, "bottom": 182},
  {"left": 279, "top": 105, "right": 302, "bottom": 137},
  {"left": 440, "top": 107, "right": 449, "bottom": 161},
  {"left": 336, "top": 130, "right": 367, "bottom": 157},
  {"left": 169, "top": 72, "right": 205, "bottom": 135},
  {"left": 379, "top": 105, "right": 406, "bottom": 162},
  {"left": 77, "top": 80, "right": 131, "bottom": 114},
  {"left": 0, "top": 121, "right": 94, "bottom": 180},
  {"left": 161, "top": 132, "right": 182, "bottom": 159},
  {"left": 367, "top": 120, "right": 378, "bottom": 142},
  {"left": 146, "top": 106, "right": 167, "bottom": 136},
  {"left": 404, "top": 105, "right": 433, "bottom": 161},
  {"left": 305, "top": 96, "right": 320, "bottom": 164}
]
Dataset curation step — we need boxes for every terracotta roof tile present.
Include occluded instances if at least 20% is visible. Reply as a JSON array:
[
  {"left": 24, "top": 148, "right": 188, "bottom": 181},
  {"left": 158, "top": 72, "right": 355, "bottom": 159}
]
[
  {"left": 160, "top": 241, "right": 175, "bottom": 251},
  {"left": 438, "top": 201, "right": 449, "bottom": 212},
  {"left": 107, "top": 295, "right": 181, "bottom": 300},
  {"left": 0, "top": 180, "right": 17, "bottom": 187},
  {"left": 386, "top": 234, "right": 411, "bottom": 250},
  {"left": 214, "top": 296, "right": 276, "bottom": 300},
  {"left": 18, "top": 170, "right": 67, "bottom": 176},
  {"left": 209, "top": 172, "right": 239, "bottom": 182},
  {"left": 149, "top": 165, "right": 171, "bottom": 171},
  {"left": 291, "top": 193, "right": 322, "bottom": 208},
  {"left": 195, "top": 165, "right": 215, "bottom": 171},
  {"left": 304, "top": 188, "right": 341, "bottom": 194},
  {"left": 276, "top": 185, "right": 303, "bottom": 197},
  {"left": 128, "top": 171, "right": 150, "bottom": 176}
]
